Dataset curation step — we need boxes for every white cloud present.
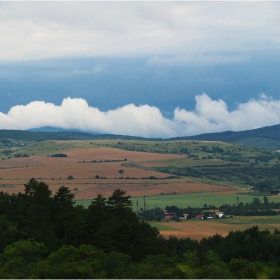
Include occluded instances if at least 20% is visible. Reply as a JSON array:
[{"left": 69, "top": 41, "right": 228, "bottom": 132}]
[
  {"left": 0, "top": 2, "right": 279, "bottom": 62},
  {"left": 1, "top": 94, "right": 280, "bottom": 138}
]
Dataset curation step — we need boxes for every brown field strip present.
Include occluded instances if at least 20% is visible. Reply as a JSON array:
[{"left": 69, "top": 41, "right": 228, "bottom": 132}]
[
  {"left": 158, "top": 220, "right": 280, "bottom": 240},
  {"left": 0, "top": 146, "right": 237, "bottom": 199}
]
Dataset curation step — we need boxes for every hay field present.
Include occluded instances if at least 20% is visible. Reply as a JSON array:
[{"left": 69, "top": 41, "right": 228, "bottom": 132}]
[
  {"left": 151, "top": 216, "right": 280, "bottom": 240},
  {"left": 0, "top": 141, "right": 237, "bottom": 199}
]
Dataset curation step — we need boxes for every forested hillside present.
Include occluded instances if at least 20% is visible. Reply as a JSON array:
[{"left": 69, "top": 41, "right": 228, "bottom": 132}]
[
  {"left": 1, "top": 179, "right": 280, "bottom": 278},
  {"left": 171, "top": 124, "right": 280, "bottom": 150}
]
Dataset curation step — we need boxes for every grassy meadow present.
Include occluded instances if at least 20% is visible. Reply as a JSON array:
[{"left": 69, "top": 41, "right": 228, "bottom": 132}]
[{"left": 76, "top": 191, "right": 280, "bottom": 210}]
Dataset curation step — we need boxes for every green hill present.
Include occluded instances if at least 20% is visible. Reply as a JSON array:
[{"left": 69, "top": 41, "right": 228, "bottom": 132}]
[
  {"left": 170, "top": 124, "right": 280, "bottom": 150},
  {"left": 1, "top": 123, "right": 280, "bottom": 150}
]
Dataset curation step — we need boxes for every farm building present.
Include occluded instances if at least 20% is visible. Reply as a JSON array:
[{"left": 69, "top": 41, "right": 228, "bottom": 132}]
[
  {"left": 164, "top": 212, "right": 176, "bottom": 220},
  {"left": 196, "top": 214, "right": 203, "bottom": 220},
  {"left": 216, "top": 212, "right": 224, "bottom": 218}
]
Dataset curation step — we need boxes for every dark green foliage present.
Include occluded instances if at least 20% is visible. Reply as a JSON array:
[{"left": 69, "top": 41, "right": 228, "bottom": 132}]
[
  {"left": 1, "top": 179, "right": 280, "bottom": 278},
  {"left": 0, "top": 179, "right": 161, "bottom": 261},
  {"left": 51, "top": 153, "right": 68, "bottom": 157},
  {"left": 19, "top": 179, "right": 57, "bottom": 246},
  {"left": 0, "top": 239, "right": 48, "bottom": 279},
  {"left": 54, "top": 186, "right": 75, "bottom": 245},
  {"left": 14, "top": 153, "right": 29, "bottom": 158},
  {"left": 138, "top": 207, "right": 165, "bottom": 221},
  {"left": 86, "top": 189, "right": 161, "bottom": 261}
]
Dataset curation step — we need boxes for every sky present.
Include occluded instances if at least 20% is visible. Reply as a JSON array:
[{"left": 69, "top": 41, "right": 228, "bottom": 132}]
[{"left": 0, "top": 1, "right": 280, "bottom": 138}]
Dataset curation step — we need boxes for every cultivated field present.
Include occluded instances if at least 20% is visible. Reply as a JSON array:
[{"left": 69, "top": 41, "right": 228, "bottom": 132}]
[
  {"left": 0, "top": 140, "right": 239, "bottom": 199},
  {"left": 2, "top": 139, "right": 280, "bottom": 240},
  {"left": 150, "top": 216, "right": 280, "bottom": 240}
]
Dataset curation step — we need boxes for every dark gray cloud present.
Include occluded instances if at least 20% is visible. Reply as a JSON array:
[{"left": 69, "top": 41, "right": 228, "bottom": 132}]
[
  {"left": 0, "top": 55, "right": 279, "bottom": 115},
  {"left": 0, "top": 1, "right": 279, "bottom": 136}
]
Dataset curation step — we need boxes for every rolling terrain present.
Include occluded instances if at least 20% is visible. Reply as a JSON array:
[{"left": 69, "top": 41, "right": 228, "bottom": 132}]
[
  {"left": 0, "top": 140, "right": 239, "bottom": 200},
  {"left": 1, "top": 122, "right": 280, "bottom": 150},
  {"left": 2, "top": 130, "right": 280, "bottom": 240},
  {"left": 1, "top": 137, "right": 280, "bottom": 200}
]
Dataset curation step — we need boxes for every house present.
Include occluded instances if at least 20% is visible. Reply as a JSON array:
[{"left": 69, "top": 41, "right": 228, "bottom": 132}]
[
  {"left": 179, "top": 214, "right": 188, "bottom": 220},
  {"left": 216, "top": 212, "right": 224, "bottom": 218},
  {"left": 196, "top": 214, "right": 203, "bottom": 220},
  {"left": 164, "top": 212, "right": 176, "bottom": 220}
]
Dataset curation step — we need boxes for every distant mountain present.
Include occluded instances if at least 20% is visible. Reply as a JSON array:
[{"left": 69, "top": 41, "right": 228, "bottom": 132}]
[
  {"left": 1, "top": 124, "right": 280, "bottom": 150},
  {"left": 0, "top": 129, "right": 154, "bottom": 143},
  {"left": 27, "top": 126, "right": 99, "bottom": 134},
  {"left": 170, "top": 124, "right": 280, "bottom": 150}
]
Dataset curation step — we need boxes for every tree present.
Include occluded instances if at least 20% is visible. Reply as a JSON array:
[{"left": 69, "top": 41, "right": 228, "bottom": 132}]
[
  {"left": 107, "top": 189, "right": 133, "bottom": 217},
  {"left": 87, "top": 194, "right": 109, "bottom": 244},
  {"left": 0, "top": 239, "right": 48, "bottom": 278},
  {"left": 118, "top": 169, "right": 124, "bottom": 174},
  {"left": 54, "top": 186, "right": 75, "bottom": 245},
  {"left": 252, "top": 197, "right": 261, "bottom": 206},
  {"left": 44, "top": 244, "right": 106, "bottom": 279},
  {"left": 263, "top": 196, "right": 268, "bottom": 208},
  {"left": 21, "top": 178, "right": 55, "bottom": 244}
]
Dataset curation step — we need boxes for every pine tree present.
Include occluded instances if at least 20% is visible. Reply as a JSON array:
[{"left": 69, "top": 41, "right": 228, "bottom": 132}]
[{"left": 54, "top": 186, "right": 75, "bottom": 245}]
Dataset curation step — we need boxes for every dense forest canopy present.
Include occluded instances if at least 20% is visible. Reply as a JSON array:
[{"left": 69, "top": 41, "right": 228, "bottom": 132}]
[{"left": 0, "top": 179, "right": 280, "bottom": 278}]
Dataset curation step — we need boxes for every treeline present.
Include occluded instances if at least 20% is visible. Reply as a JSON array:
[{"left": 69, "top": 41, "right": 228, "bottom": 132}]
[
  {"left": 138, "top": 196, "right": 280, "bottom": 221},
  {"left": 159, "top": 163, "right": 280, "bottom": 192},
  {"left": 0, "top": 179, "right": 160, "bottom": 261},
  {"left": 1, "top": 179, "right": 280, "bottom": 278},
  {"left": 1, "top": 228, "right": 280, "bottom": 278},
  {"left": 219, "top": 196, "right": 280, "bottom": 216}
]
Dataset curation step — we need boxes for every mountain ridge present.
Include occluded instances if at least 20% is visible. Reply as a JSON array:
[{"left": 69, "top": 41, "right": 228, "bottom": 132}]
[{"left": 0, "top": 124, "right": 280, "bottom": 150}]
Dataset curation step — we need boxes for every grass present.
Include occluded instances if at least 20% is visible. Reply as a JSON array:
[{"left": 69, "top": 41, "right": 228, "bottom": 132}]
[
  {"left": 236, "top": 191, "right": 274, "bottom": 197},
  {"left": 149, "top": 221, "right": 181, "bottom": 232},
  {"left": 0, "top": 140, "right": 97, "bottom": 159},
  {"left": 75, "top": 191, "right": 280, "bottom": 210},
  {"left": 130, "top": 192, "right": 280, "bottom": 211},
  {"left": 75, "top": 200, "right": 92, "bottom": 208}
]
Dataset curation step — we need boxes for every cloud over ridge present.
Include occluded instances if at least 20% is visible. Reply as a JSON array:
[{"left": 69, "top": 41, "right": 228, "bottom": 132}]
[{"left": 1, "top": 94, "right": 280, "bottom": 138}]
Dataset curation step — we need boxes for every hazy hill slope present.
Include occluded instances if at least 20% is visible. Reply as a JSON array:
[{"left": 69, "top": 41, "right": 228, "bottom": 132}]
[
  {"left": 170, "top": 124, "right": 280, "bottom": 150},
  {"left": 0, "top": 129, "right": 153, "bottom": 149},
  {"left": 0, "top": 123, "right": 280, "bottom": 150}
]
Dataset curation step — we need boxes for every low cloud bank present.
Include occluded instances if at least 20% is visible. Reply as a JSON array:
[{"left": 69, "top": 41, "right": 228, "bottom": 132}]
[{"left": 1, "top": 93, "right": 280, "bottom": 138}]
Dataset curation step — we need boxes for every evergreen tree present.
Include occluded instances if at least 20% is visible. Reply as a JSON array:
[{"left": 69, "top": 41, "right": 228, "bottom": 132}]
[
  {"left": 54, "top": 186, "right": 75, "bottom": 245},
  {"left": 21, "top": 178, "right": 55, "bottom": 245}
]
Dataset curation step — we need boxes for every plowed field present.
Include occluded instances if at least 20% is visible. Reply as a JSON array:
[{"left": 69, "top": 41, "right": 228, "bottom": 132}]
[
  {"left": 153, "top": 217, "right": 280, "bottom": 240},
  {"left": 0, "top": 145, "right": 236, "bottom": 199}
]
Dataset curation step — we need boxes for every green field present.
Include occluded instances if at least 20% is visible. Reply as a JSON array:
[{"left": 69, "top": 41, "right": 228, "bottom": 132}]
[
  {"left": 76, "top": 191, "right": 280, "bottom": 210},
  {"left": 148, "top": 222, "right": 181, "bottom": 232},
  {"left": 1, "top": 140, "right": 94, "bottom": 159}
]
